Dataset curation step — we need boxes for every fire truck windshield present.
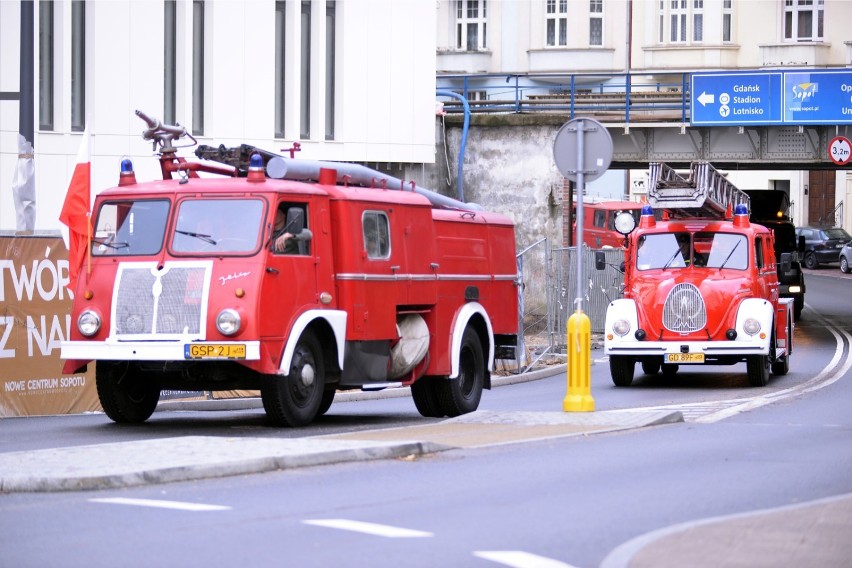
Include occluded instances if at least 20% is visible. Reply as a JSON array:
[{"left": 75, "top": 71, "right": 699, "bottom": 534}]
[
  {"left": 637, "top": 232, "right": 748, "bottom": 271},
  {"left": 172, "top": 199, "right": 264, "bottom": 254},
  {"left": 92, "top": 199, "right": 170, "bottom": 256}
]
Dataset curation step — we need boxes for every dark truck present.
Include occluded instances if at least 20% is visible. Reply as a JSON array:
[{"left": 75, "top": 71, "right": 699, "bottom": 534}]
[{"left": 743, "top": 190, "right": 805, "bottom": 321}]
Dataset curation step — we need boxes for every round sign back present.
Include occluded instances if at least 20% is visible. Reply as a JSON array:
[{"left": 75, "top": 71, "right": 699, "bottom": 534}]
[{"left": 553, "top": 118, "right": 614, "bottom": 182}]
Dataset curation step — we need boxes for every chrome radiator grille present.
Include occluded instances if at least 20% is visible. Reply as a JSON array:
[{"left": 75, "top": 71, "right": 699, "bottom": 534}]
[
  {"left": 663, "top": 283, "right": 707, "bottom": 332},
  {"left": 113, "top": 262, "right": 210, "bottom": 339}
]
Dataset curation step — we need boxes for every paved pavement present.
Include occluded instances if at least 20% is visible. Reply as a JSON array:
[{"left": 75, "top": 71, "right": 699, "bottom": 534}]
[{"left": 2, "top": 364, "right": 850, "bottom": 567}]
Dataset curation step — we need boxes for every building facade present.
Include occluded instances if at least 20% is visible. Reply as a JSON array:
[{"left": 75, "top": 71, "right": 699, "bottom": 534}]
[
  {"left": 0, "top": 0, "right": 436, "bottom": 232},
  {"left": 434, "top": 0, "right": 852, "bottom": 237}
]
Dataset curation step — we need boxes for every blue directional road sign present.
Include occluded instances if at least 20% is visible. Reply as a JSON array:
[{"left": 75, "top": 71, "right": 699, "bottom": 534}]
[
  {"left": 691, "top": 72, "right": 783, "bottom": 126},
  {"left": 784, "top": 70, "right": 852, "bottom": 125}
]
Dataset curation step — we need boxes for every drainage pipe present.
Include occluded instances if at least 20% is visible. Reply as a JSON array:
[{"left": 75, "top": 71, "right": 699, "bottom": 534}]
[{"left": 436, "top": 89, "right": 470, "bottom": 203}]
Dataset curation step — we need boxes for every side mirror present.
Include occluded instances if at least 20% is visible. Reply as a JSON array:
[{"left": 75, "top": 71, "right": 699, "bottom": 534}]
[
  {"left": 779, "top": 252, "right": 792, "bottom": 273},
  {"left": 595, "top": 251, "right": 606, "bottom": 270},
  {"left": 285, "top": 208, "right": 305, "bottom": 234}
]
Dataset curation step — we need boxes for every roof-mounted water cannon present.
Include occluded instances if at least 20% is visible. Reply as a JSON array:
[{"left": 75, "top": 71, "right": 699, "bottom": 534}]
[{"left": 135, "top": 109, "right": 196, "bottom": 154}]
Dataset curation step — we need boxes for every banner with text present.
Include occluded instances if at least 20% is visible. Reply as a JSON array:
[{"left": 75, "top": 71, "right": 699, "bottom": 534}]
[{"left": 0, "top": 234, "right": 98, "bottom": 417}]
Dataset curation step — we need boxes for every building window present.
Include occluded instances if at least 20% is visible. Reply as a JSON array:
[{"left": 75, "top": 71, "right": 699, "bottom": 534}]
[
  {"left": 589, "top": 0, "right": 603, "bottom": 47},
  {"left": 692, "top": 0, "right": 703, "bottom": 42},
  {"left": 192, "top": 0, "right": 204, "bottom": 136},
  {"left": 784, "top": 0, "right": 824, "bottom": 41},
  {"left": 39, "top": 0, "right": 54, "bottom": 131},
  {"left": 456, "top": 0, "right": 487, "bottom": 51},
  {"left": 275, "top": 1, "right": 286, "bottom": 138},
  {"left": 71, "top": 0, "right": 85, "bottom": 132},
  {"left": 300, "top": 0, "right": 311, "bottom": 139},
  {"left": 546, "top": 0, "right": 567, "bottom": 47},
  {"left": 164, "top": 0, "right": 176, "bottom": 125},
  {"left": 723, "top": 0, "right": 732, "bottom": 42},
  {"left": 325, "top": 1, "right": 335, "bottom": 141},
  {"left": 670, "top": 0, "right": 686, "bottom": 43}
]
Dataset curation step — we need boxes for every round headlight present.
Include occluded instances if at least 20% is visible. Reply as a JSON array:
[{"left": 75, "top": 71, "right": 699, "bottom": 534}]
[
  {"left": 612, "top": 319, "right": 631, "bottom": 337},
  {"left": 613, "top": 211, "right": 637, "bottom": 235},
  {"left": 78, "top": 310, "right": 101, "bottom": 337},
  {"left": 216, "top": 309, "right": 241, "bottom": 336},
  {"left": 743, "top": 318, "right": 761, "bottom": 336}
]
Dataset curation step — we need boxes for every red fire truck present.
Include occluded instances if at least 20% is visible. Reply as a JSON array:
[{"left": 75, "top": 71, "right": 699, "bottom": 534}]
[
  {"left": 61, "top": 112, "right": 519, "bottom": 426},
  {"left": 598, "top": 162, "right": 794, "bottom": 387}
]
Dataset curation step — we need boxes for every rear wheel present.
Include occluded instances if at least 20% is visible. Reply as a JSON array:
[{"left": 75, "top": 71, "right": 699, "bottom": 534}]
[
  {"left": 96, "top": 361, "right": 160, "bottom": 423},
  {"left": 437, "top": 327, "right": 485, "bottom": 417},
  {"left": 641, "top": 359, "right": 661, "bottom": 375},
  {"left": 610, "top": 356, "right": 635, "bottom": 387},
  {"left": 747, "top": 354, "right": 770, "bottom": 387},
  {"left": 261, "top": 331, "right": 325, "bottom": 426},
  {"left": 804, "top": 252, "right": 819, "bottom": 269},
  {"left": 411, "top": 378, "right": 444, "bottom": 418}
]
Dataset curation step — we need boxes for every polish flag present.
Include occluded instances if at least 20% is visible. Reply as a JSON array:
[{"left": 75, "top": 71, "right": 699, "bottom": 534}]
[{"left": 59, "top": 128, "right": 92, "bottom": 294}]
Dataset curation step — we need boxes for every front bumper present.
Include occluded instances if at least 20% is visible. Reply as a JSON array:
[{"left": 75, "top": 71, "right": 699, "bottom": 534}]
[
  {"left": 61, "top": 340, "right": 261, "bottom": 361},
  {"left": 605, "top": 338, "right": 770, "bottom": 359}
]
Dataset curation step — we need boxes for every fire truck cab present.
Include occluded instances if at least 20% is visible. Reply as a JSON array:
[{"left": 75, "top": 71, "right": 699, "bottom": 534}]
[
  {"left": 60, "top": 112, "right": 519, "bottom": 427},
  {"left": 598, "top": 162, "right": 794, "bottom": 387}
]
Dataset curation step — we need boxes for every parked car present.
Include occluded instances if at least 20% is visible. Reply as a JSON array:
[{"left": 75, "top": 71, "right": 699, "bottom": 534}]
[
  {"left": 795, "top": 226, "right": 852, "bottom": 269},
  {"left": 840, "top": 241, "right": 852, "bottom": 273}
]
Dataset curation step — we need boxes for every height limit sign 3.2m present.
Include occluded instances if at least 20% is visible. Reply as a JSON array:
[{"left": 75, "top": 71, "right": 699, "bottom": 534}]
[{"left": 829, "top": 136, "right": 851, "bottom": 166}]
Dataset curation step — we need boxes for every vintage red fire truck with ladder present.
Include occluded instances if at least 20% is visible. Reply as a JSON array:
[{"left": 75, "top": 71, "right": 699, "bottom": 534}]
[
  {"left": 60, "top": 111, "right": 519, "bottom": 426},
  {"left": 597, "top": 161, "right": 794, "bottom": 387}
]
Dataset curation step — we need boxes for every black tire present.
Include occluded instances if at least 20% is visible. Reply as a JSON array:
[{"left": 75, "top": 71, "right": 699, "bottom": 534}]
[
  {"left": 317, "top": 389, "right": 335, "bottom": 416},
  {"left": 437, "top": 327, "right": 485, "bottom": 417},
  {"left": 661, "top": 363, "right": 679, "bottom": 379},
  {"left": 804, "top": 252, "right": 819, "bottom": 269},
  {"left": 411, "top": 377, "right": 445, "bottom": 418},
  {"left": 770, "top": 323, "right": 791, "bottom": 376},
  {"left": 610, "top": 356, "right": 635, "bottom": 387},
  {"left": 96, "top": 361, "right": 160, "bottom": 424},
  {"left": 261, "top": 331, "right": 325, "bottom": 426},
  {"left": 641, "top": 359, "right": 661, "bottom": 375},
  {"left": 747, "top": 354, "right": 770, "bottom": 386},
  {"left": 841, "top": 256, "right": 850, "bottom": 273},
  {"left": 794, "top": 296, "right": 803, "bottom": 321}
]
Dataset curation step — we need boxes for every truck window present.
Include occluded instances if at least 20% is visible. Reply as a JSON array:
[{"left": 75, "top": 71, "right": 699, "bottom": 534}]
[
  {"left": 173, "top": 198, "right": 264, "bottom": 254},
  {"left": 363, "top": 210, "right": 390, "bottom": 259},
  {"left": 271, "top": 203, "right": 311, "bottom": 255},
  {"left": 703, "top": 232, "right": 748, "bottom": 270},
  {"left": 636, "top": 233, "right": 690, "bottom": 269},
  {"left": 92, "top": 199, "right": 170, "bottom": 256},
  {"left": 593, "top": 210, "right": 606, "bottom": 228}
]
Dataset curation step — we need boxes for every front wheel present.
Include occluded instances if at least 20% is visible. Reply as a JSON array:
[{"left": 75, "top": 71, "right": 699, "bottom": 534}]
[
  {"left": 747, "top": 354, "right": 770, "bottom": 387},
  {"left": 261, "top": 331, "right": 325, "bottom": 427},
  {"left": 841, "top": 256, "right": 850, "bottom": 273},
  {"left": 610, "top": 356, "right": 635, "bottom": 387},
  {"left": 437, "top": 327, "right": 485, "bottom": 417},
  {"left": 96, "top": 361, "right": 160, "bottom": 423}
]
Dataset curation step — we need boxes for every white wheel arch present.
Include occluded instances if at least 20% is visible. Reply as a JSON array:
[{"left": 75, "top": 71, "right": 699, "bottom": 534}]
[
  {"left": 278, "top": 309, "right": 347, "bottom": 374},
  {"left": 450, "top": 302, "right": 494, "bottom": 378}
]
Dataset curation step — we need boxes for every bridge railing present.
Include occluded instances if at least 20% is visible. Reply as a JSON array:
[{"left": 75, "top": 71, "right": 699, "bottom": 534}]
[{"left": 437, "top": 71, "right": 691, "bottom": 123}]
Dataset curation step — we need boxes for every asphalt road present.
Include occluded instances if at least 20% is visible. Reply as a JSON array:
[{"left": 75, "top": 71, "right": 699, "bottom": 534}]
[{"left": 1, "top": 270, "right": 851, "bottom": 568}]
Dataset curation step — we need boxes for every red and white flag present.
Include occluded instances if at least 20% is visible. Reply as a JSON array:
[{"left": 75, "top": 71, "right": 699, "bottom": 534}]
[{"left": 59, "top": 128, "right": 92, "bottom": 294}]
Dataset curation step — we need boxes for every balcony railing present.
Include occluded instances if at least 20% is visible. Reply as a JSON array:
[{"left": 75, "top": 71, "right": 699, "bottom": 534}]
[{"left": 436, "top": 71, "right": 692, "bottom": 123}]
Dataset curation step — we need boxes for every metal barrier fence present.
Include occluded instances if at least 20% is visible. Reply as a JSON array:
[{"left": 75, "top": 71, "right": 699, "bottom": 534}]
[{"left": 509, "top": 243, "right": 626, "bottom": 373}]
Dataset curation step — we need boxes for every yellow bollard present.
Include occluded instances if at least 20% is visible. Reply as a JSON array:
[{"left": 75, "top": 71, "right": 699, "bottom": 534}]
[{"left": 563, "top": 308, "right": 595, "bottom": 412}]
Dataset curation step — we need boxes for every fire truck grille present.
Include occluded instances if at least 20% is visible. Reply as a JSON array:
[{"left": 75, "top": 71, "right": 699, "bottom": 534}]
[
  {"left": 114, "top": 265, "right": 206, "bottom": 337},
  {"left": 663, "top": 283, "right": 707, "bottom": 333}
]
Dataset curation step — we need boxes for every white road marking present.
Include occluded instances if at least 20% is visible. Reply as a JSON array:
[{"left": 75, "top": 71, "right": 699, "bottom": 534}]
[
  {"left": 303, "top": 519, "right": 432, "bottom": 538},
  {"left": 89, "top": 497, "right": 231, "bottom": 511},
  {"left": 474, "top": 551, "right": 579, "bottom": 568}
]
